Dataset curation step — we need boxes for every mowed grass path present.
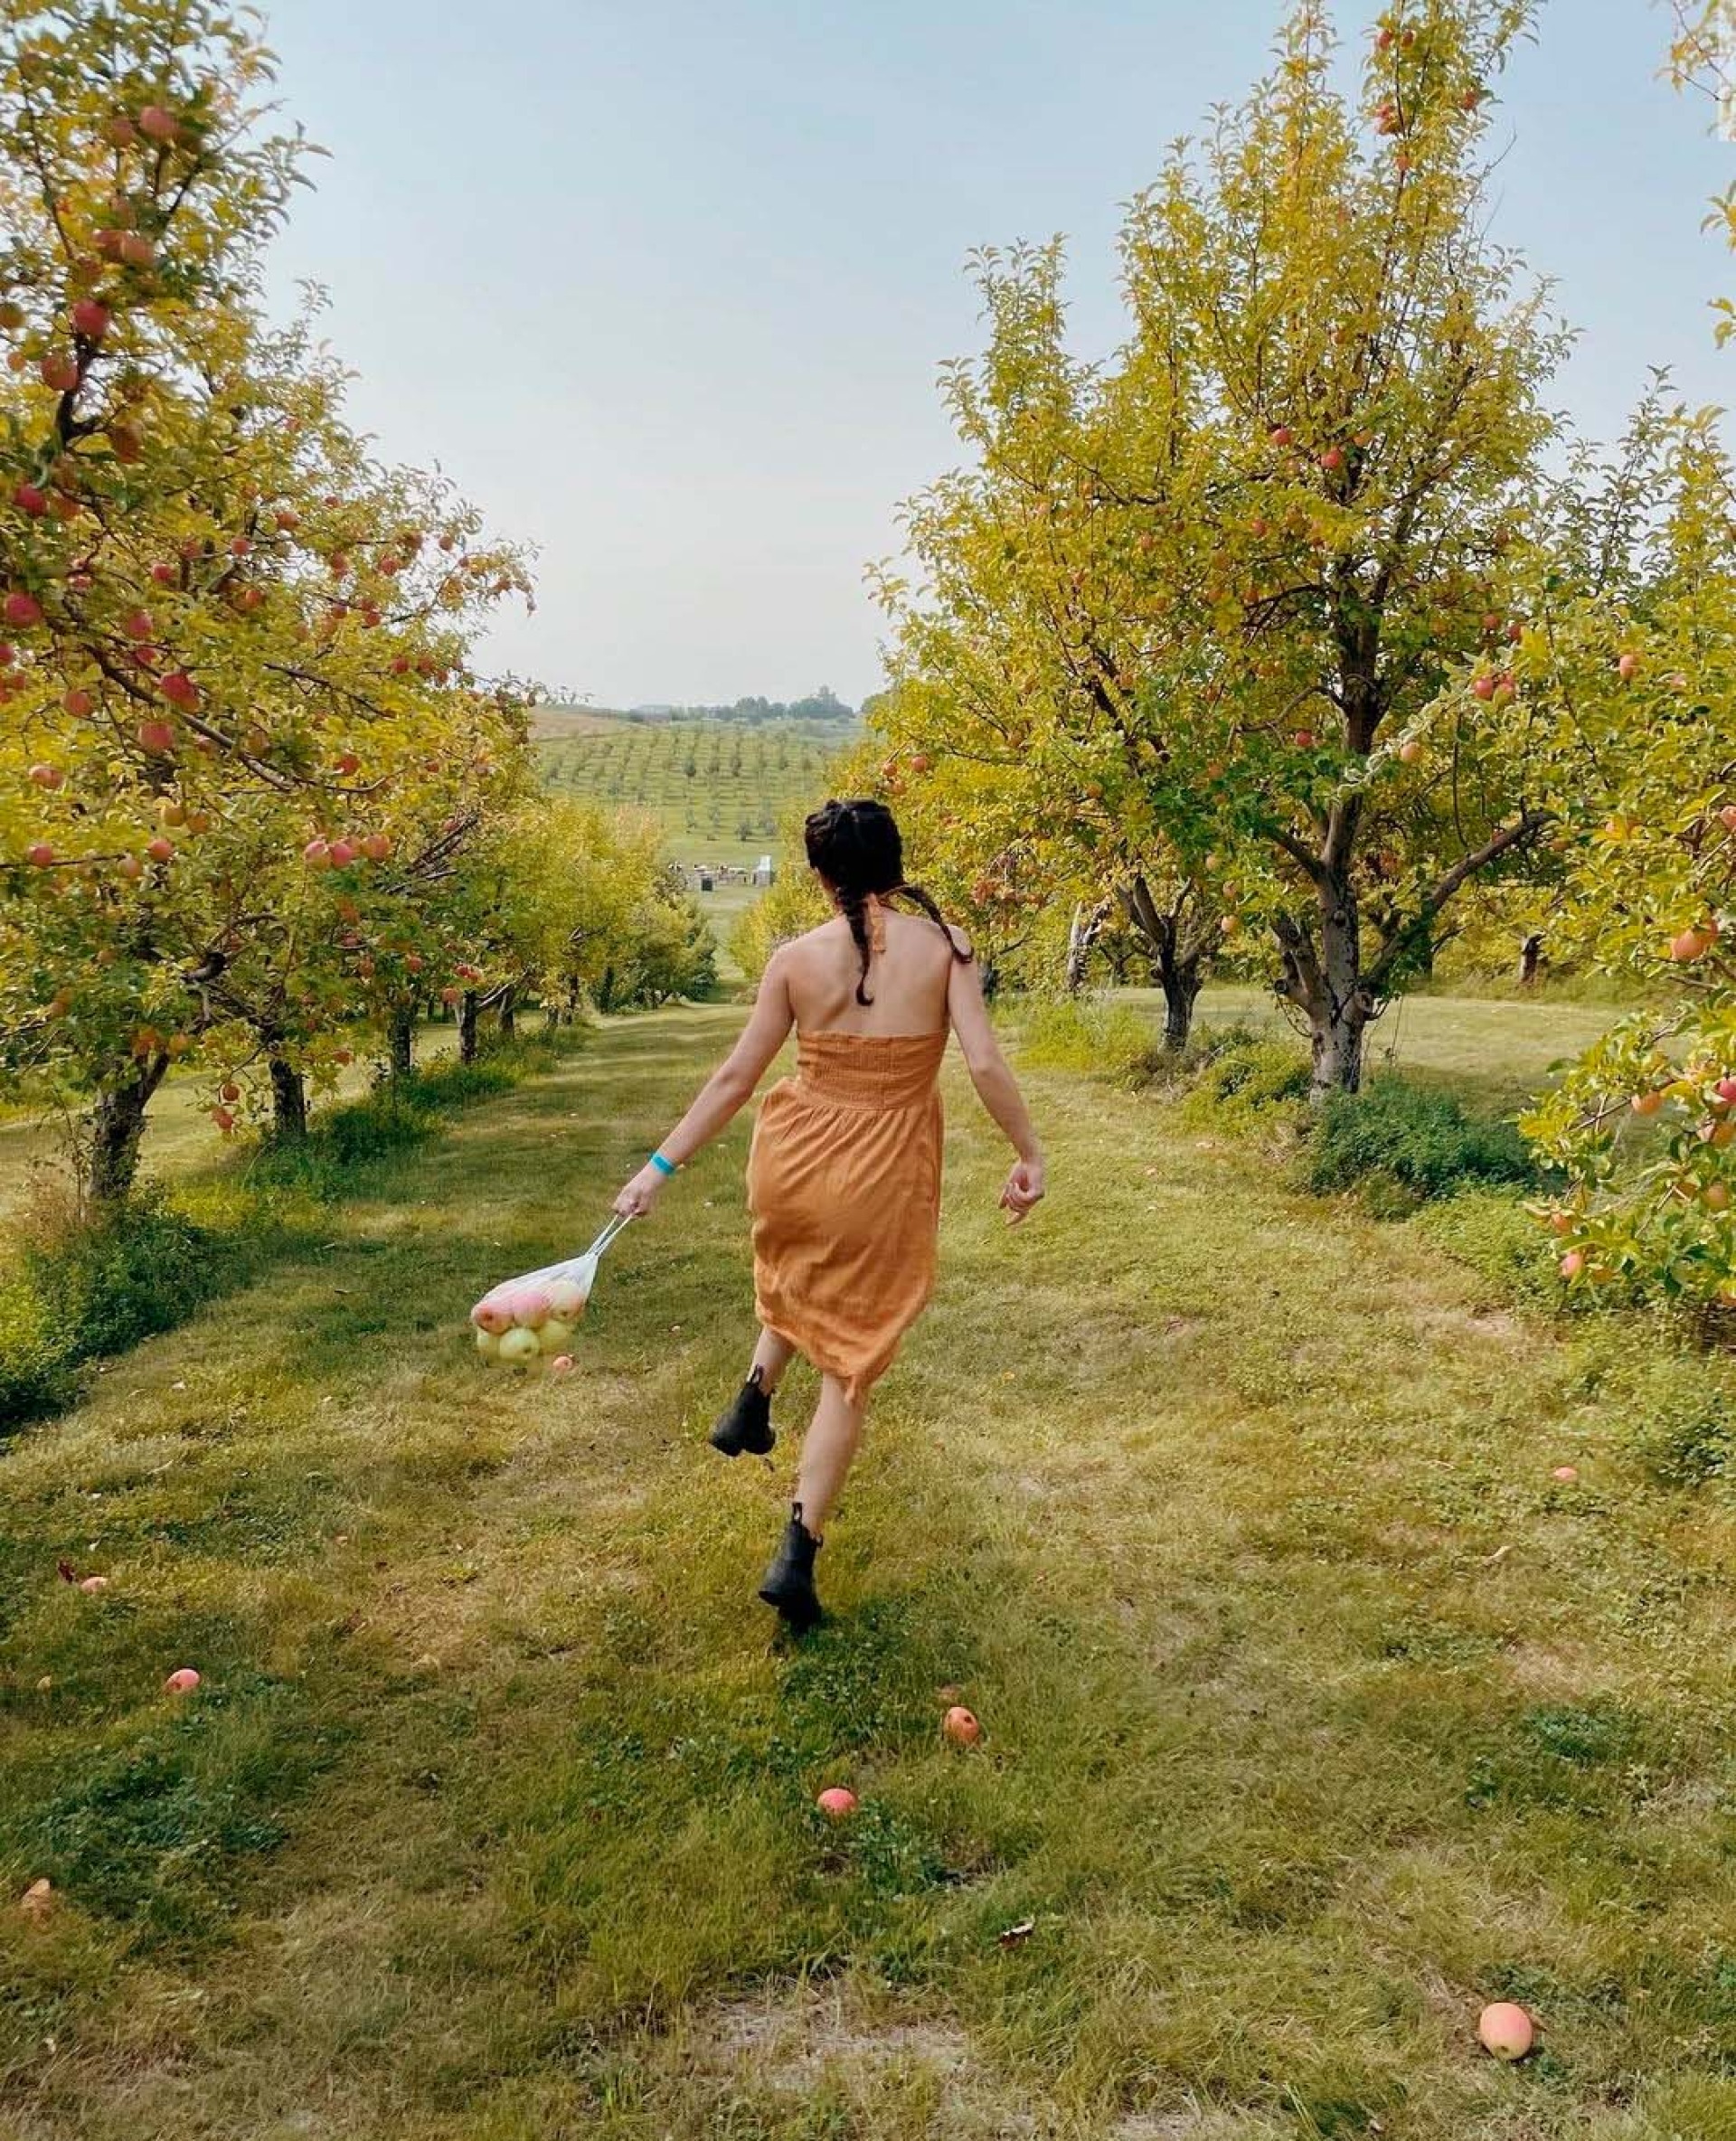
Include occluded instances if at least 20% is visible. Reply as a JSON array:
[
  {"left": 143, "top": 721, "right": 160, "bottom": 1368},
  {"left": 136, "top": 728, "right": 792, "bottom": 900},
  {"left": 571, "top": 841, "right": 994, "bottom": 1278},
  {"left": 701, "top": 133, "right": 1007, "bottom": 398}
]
[{"left": 4, "top": 1006, "right": 1736, "bottom": 2140}]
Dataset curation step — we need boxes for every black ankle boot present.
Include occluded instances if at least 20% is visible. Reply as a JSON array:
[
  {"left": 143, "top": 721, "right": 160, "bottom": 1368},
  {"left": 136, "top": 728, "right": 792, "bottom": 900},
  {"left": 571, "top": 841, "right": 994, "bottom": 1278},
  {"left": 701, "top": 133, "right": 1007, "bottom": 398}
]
[
  {"left": 759, "top": 1504, "right": 822, "bottom": 1630},
  {"left": 710, "top": 1367, "right": 775, "bottom": 1457}
]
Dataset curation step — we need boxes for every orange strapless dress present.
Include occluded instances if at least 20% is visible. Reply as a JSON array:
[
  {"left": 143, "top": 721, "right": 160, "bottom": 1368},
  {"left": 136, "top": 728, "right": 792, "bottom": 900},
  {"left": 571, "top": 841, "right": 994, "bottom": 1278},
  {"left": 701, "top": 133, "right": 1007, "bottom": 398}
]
[{"left": 748, "top": 1029, "right": 948, "bottom": 1401}]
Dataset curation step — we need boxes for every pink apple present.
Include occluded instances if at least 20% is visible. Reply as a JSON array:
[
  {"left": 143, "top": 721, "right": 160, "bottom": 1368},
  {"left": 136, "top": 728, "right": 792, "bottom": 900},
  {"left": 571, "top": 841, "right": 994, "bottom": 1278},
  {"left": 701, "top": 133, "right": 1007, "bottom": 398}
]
[
  {"left": 1560, "top": 1250, "right": 1585, "bottom": 1279},
  {"left": 27, "top": 764, "right": 63, "bottom": 789},
  {"left": 1550, "top": 1466, "right": 1579, "bottom": 1485},
  {"left": 159, "top": 670, "right": 199, "bottom": 708},
  {"left": 548, "top": 1354, "right": 576, "bottom": 1378},
  {"left": 1319, "top": 446, "right": 1344, "bottom": 472},
  {"left": 118, "top": 854, "right": 143, "bottom": 881},
  {"left": 24, "top": 843, "right": 56, "bottom": 868},
  {"left": 546, "top": 1278, "right": 587, "bottom": 1322},
  {"left": 1618, "top": 651, "right": 1638, "bottom": 682},
  {"left": 62, "top": 687, "right": 94, "bottom": 719},
  {"left": 1269, "top": 424, "right": 1294, "bottom": 447},
  {"left": 1477, "top": 2004, "right": 1534, "bottom": 2061},
  {"left": 122, "top": 608, "right": 153, "bottom": 640},
  {"left": 146, "top": 836, "right": 175, "bottom": 863},
  {"left": 335, "top": 751, "right": 360, "bottom": 776},
  {"left": 13, "top": 482, "right": 46, "bottom": 516},
  {"left": 79, "top": 1574, "right": 109, "bottom": 1593},
  {"left": 136, "top": 720, "right": 175, "bottom": 755},
  {"left": 302, "top": 838, "right": 331, "bottom": 868},
  {"left": 510, "top": 1287, "right": 552, "bottom": 1330},
  {"left": 137, "top": 104, "right": 179, "bottom": 142},
  {"left": 942, "top": 1705, "right": 982, "bottom": 1747},
  {"left": 4, "top": 591, "right": 43, "bottom": 628},
  {"left": 118, "top": 232, "right": 156, "bottom": 268},
  {"left": 71, "top": 298, "right": 112, "bottom": 339},
  {"left": 38, "top": 354, "right": 80, "bottom": 393},
  {"left": 163, "top": 1667, "right": 201, "bottom": 1694},
  {"left": 150, "top": 561, "right": 177, "bottom": 586},
  {"left": 1399, "top": 740, "right": 1423, "bottom": 764},
  {"left": 361, "top": 832, "right": 392, "bottom": 862},
  {"left": 326, "top": 839, "right": 357, "bottom": 868},
  {"left": 1671, "top": 929, "right": 1712, "bottom": 964},
  {"left": 471, "top": 1297, "right": 514, "bottom": 1337},
  {"left": 1472, "top": 674, "right": 1495, "bottom": 702},
  {"left": 816, "top": 1787, "right": 858, "bottom": 1819}
]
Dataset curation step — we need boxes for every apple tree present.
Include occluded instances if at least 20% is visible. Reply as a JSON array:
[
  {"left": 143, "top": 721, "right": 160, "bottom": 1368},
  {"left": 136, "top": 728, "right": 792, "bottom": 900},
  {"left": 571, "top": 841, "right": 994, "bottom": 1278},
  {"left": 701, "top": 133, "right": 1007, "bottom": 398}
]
[
  {"left": 1505, "top": 396, "right": 1736, "bottom": 1309},
  {"left": 882, "top": 0, "right": 1569, "bottom": 1093},
  {"left": 0, "top": 0, "right": 533, "bottom": 1193}
]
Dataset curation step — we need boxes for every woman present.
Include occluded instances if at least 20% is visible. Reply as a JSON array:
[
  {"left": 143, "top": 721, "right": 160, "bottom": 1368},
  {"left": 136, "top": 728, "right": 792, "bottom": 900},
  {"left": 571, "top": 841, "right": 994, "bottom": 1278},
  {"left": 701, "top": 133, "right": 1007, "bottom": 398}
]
[{"left": 612, "top": 797, "right": 1044, "bottom": 1631}]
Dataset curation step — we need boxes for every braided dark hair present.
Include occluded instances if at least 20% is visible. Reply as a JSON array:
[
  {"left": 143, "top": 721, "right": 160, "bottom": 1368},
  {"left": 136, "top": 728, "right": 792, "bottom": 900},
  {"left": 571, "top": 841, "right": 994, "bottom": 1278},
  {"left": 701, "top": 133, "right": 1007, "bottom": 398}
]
[{"left": 804, "top": 797, "right": 971, "bottom": 1005}]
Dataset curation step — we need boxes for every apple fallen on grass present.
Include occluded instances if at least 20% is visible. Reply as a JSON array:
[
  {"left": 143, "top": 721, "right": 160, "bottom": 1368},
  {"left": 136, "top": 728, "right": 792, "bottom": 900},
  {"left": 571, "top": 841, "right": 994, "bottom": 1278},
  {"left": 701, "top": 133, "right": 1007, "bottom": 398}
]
[
  {"left": 1551, "top": 1466, "right": 1579, "bottom": 1485},
  {"left": 79, "top": 1574, "right": 109, "bottom": 1593},
  {"left": 164, "top": 1667, "right": 201, "bottom": 1694},
  {"left": 816, "top": 1787, "right": 858, "bottom": 1819},
  {"left": 548, "top": 1354, "right": 575, "bottom": 1378},
  {"left": 1477, "top": 2003, "right": 1534, "bottom": 2061},
  {"left": 943, "top": 1705, "right": 982, "bottom": 1747}
]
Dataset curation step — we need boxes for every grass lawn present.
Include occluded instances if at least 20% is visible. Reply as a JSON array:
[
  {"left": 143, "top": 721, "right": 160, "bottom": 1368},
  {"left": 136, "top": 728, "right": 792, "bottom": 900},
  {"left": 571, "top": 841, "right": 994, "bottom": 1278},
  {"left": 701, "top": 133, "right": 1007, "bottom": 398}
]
[
  {"left": 4, "top": 1004, "right": 1735, "bottom": 2138},
  {"left": 1134, "top": 983, "right": 1624, "bottom": 1118},
  {"left": 0, "top": 1019, "right": 469, "bottom": 1229}
]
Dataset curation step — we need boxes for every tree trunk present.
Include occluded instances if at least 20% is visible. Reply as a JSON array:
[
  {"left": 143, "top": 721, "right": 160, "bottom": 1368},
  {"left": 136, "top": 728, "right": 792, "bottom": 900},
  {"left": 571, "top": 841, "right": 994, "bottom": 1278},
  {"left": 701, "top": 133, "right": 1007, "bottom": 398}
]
[
  {"left": 1518, "top": 933, "right": 1544, "bottom": 989},
  {"left": 1161, "top": 957, "right": 1203, "bottom": 1052},
  {"left": 1310, "top": 886, "right": 1371, "bottom": 1099},
  {"left": 1118, "top": 876, "right": 1203, "bottom": 1053},
  {"left": 87, "top": 1052, "right": 169, "bottom": 1203},
  {"left": 1275, "top": 879, "right": 1374, "bottom": 1101},
  {"left": 597, "top": 966, "right": 616, "bottom": 1014},
  {"left": 458, "top": 990, "right": 479, "bottom": 1064},
  {"left": 268, "top": 1051, "right": 307, "bottom": 1141},
  {"left": 388, "top": 1007, "right": 414, "bottom": 1080},
  {"left": 1065, "top": 901, "right": 1109, "bottom": 994},
  {"left": 496, "top": 986, "right": 517, "bottom": 1037}
]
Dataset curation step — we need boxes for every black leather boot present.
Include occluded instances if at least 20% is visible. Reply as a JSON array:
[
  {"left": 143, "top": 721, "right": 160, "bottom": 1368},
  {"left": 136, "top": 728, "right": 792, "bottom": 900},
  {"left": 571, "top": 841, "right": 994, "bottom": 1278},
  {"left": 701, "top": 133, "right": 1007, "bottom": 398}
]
[
  {"left": 710, "top": 1366, "right": 775, "bottom": 1457},
  {"left": 758, "top": 1504, "right": 822, "bottom": 1630}
]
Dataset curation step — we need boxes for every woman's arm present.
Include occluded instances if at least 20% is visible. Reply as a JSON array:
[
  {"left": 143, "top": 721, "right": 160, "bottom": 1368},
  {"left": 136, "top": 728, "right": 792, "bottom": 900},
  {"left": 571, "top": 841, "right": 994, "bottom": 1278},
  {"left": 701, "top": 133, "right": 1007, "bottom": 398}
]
[
  {"left": 946, "top": 949, "right": 1045, "bottom": 1222},
  {"left": 612, "top": 951, "right": 797, "bottom": 1216}
]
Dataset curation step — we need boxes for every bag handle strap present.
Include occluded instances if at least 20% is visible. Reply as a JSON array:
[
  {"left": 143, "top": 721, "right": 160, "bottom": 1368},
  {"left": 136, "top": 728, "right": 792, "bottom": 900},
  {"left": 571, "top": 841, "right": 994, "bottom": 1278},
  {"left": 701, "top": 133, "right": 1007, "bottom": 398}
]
[{"left": 582, "top": 1212, "right": 634, "bottom": 1262}]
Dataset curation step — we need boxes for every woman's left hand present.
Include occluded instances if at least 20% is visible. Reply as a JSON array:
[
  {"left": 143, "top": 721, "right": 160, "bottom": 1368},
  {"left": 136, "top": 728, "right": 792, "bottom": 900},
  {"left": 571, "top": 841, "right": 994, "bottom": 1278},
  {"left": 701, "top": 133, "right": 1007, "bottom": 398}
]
[{"left": 613, "top": 1165, "right": 668, "bottom": 1219}]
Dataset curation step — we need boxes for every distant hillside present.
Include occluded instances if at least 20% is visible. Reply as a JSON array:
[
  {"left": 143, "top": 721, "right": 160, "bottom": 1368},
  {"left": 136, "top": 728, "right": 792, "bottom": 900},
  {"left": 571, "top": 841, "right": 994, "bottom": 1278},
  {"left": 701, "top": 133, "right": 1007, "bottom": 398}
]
[
  {"left": 537, "top": 714, "right": 847, "bottom": 869},
  {"left": 534, "top": 687, "right": 856, "bottom": 739}
]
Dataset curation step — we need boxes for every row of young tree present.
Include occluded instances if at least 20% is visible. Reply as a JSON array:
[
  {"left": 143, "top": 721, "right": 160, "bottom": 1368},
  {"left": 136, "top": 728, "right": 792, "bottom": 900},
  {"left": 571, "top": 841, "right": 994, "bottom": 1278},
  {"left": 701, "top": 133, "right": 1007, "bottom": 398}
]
[
  {"left": 0, "top": 2, "right": 710, "bottom": 1205},
  {"left": 841, "top": 0, "right": 1736, "bottom": 1312}
]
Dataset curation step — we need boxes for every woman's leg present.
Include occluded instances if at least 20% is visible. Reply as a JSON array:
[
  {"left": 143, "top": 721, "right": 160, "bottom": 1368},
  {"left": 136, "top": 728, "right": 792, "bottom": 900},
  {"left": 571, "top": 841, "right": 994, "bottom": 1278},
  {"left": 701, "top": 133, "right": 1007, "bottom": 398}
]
[
  {"left": 793, "top": 1374, "right": 865, "bottom": 1536},
  {"left": 750, "top": 1325, "right": 797, "bottom": 1393}
]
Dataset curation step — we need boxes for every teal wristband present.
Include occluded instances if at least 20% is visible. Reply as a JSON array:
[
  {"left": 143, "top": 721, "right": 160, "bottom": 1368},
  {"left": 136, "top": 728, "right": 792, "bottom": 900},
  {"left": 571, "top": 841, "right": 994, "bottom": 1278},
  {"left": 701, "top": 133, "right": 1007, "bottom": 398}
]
[{"left": 649, "top": 1152, "right": 677, "bottom": 1178}]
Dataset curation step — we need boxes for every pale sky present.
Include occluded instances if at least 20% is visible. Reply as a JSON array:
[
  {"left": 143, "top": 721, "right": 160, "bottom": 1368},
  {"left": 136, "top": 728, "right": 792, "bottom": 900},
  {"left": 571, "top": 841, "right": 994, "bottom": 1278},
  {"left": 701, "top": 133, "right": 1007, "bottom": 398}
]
[{"left": 258, "top": 1, "right": 1736, "bottom": 710}]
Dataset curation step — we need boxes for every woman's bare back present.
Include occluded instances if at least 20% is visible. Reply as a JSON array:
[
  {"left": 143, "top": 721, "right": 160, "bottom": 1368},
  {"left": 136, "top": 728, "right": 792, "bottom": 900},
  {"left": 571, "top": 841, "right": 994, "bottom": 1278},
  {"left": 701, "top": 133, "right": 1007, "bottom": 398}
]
[{"left": 783, "top": 905, "right": 962, "bottom": 1037}]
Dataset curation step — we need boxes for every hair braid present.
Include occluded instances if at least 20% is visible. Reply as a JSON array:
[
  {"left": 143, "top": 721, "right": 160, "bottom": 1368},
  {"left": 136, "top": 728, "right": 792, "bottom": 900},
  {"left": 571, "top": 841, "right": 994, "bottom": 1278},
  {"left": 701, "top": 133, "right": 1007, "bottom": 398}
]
[{"left": 803, "top": 797, "right": 973, "bottom": 992}]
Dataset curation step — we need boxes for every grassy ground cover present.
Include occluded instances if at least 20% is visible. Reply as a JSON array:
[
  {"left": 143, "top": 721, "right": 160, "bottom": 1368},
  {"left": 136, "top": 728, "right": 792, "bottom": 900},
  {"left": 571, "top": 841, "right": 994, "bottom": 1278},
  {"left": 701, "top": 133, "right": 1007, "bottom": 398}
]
[{"left": 4, "top": 1003, "right": 1734, "bottom": 2139}]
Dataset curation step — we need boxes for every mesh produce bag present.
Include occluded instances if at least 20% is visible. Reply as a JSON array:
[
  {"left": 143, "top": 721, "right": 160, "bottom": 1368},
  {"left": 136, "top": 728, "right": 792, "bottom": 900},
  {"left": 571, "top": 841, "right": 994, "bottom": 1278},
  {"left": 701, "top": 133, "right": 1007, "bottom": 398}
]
[{"left": 468, "top": 1213, "right": 633, "bottom": 1370}]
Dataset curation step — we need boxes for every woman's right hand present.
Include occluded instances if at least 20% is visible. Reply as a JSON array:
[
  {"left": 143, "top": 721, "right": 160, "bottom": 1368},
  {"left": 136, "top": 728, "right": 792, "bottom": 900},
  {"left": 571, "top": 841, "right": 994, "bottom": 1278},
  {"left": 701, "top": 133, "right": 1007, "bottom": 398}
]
[{"left": 1000, "top": 1155, "right": 1045, "bottom": 1224}]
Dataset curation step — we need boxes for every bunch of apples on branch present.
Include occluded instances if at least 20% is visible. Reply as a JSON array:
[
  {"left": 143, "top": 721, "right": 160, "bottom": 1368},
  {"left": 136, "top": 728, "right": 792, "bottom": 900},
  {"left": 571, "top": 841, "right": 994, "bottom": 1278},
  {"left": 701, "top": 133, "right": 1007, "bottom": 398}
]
[{"left": 0, "top": 0, "right": 537, "bottom": 1199}]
